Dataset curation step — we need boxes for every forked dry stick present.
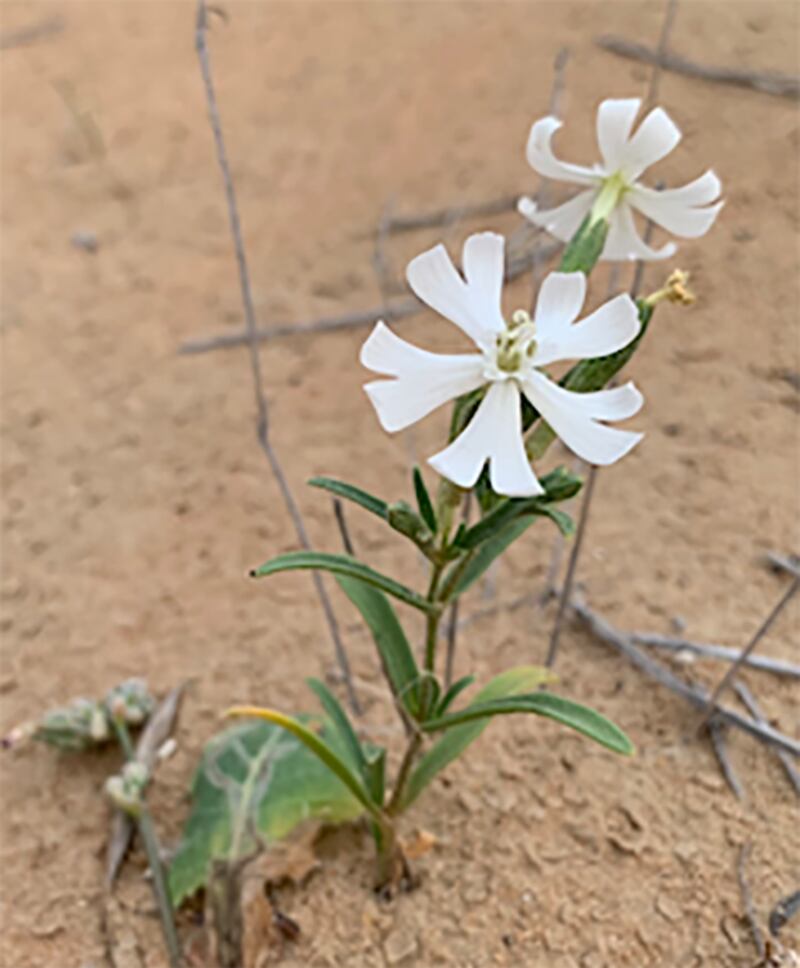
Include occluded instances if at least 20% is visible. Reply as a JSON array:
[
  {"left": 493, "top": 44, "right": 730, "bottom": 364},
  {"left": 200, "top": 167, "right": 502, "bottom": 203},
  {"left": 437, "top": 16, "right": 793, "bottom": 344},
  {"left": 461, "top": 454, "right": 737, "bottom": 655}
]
[
  {"left": 195, "top": 0, "right": 360, "bottom": 714},
  {"left": 596, "top": 34, "right": 800, "bottom": 101},
  {"left": 708, "top": 718, "right": 745, "bottom": 799},
  {"left": 696, "top": 576, "right": 799, "bottom": 732},
  {"left": 734, "top": 681, "right": 800, "bottom": 798},
  {"left": 571, "top": 597, "right": 800, "bottom": 757}
]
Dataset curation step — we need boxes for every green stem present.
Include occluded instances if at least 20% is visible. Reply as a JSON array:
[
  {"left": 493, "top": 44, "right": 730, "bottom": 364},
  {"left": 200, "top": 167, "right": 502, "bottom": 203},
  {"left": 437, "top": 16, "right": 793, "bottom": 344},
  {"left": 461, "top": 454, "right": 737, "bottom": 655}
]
[{"left": 111, "top": 718, "right": 183, "bottom": 968}]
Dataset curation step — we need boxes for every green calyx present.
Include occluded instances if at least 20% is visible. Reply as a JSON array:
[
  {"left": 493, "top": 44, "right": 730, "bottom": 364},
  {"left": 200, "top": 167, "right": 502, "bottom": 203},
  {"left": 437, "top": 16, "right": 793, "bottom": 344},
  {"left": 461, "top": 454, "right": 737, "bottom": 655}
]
[{"left": 589, "top": 170, "right": 628, "bottom": 225}]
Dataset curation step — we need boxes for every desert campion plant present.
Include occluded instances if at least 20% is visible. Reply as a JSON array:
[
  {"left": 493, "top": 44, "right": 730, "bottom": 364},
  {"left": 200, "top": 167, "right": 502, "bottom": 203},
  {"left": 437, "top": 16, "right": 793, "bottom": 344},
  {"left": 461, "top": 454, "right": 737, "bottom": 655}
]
[
  {"left": 518, "top": 97, "right": 724, "bottom": 260},
  {"left": 228, "top": 96, "right": 718, "bottom": 891}
]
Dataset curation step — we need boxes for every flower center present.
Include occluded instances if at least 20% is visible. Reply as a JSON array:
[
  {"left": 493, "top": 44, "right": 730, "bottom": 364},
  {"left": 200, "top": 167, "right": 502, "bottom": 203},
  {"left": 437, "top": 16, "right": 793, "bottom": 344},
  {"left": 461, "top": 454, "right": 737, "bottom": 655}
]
[
  {"left": 590, "top": 170, "right": 630, "bottom": 224},
  {"left": 486, "top": 309, "right": 538, "bottom": 380}
]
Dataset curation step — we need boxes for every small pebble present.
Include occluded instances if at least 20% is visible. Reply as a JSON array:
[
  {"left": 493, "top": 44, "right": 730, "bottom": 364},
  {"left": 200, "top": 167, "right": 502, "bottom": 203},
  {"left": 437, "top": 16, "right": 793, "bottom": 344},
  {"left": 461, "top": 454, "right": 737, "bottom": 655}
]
[
  {"left": 71, "top": 230, "right": 99, "bottom": 253},
  {"left": 383, "top": 928, "right": 418, "bottom": 965}
]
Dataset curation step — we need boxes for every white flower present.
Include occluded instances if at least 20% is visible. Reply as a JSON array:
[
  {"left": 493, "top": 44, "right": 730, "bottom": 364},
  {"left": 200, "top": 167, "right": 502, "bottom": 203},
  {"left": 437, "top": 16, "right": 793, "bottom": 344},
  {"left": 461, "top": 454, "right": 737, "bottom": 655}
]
[
  {"left": 361, "top": 232, "right": 644, "bottom": 498},
  {"left": 518, "top": 98, "right": 724, "bottom": 261}
]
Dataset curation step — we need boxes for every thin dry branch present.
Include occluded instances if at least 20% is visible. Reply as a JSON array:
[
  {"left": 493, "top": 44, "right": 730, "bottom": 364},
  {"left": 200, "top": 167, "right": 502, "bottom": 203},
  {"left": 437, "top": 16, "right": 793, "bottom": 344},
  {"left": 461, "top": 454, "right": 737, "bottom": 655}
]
[
  {"left": 633, "top": 633, "right": 800, "bottom": 679},
  {"left": 572, "top": 597, "right": 800, "bottom": 758},
  {"left": 765, "top": 551, "right": 800, "bottom": 581},
  {"left": 734, "top": 682, "right": 800, "bottom": 798},
  {"left": 0, "top": 15, "right": 64, "bottom": 50},
  {"left": 698, "top": 577, "right": 799, "bottom": 729},
  {"left": 179, "top": 240, "right": 561, "bottom": 356},
  {"left": 383, "top": 194, "right": 522, "bottom": 235},
  {"left": 195, "top": 0, "right": 360, "bottom": 714},
  {"left": 596, "top": 34, "right": 800, "bottom": 101},
  {"left": 737, "top": 844, "right": 766, "bottom": 960},
  {"left": 708, "top": 718, "right": 745, "bottom": 799}
]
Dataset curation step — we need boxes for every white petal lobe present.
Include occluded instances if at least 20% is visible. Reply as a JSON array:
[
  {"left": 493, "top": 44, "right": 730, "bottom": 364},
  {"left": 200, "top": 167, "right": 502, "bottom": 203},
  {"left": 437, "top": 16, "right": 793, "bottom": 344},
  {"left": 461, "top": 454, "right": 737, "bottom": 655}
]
[
  {"left": 361, "top": 323, "right": 485, "bottom": 432},
  {"left": 629, "top": 187, "right": 724, "bottom": 239},
  {"left": 533, "top": 293, "right": 641, "bottom": 366},
  {"left": 620, "top": 106, "right": 681, "bottom": 180},
  {"left": 603, "top": 202, "right": 676, "bottom": 261},
  {"left": 525, "top": 117, "right": 598, "bottom": 186},
  {"left": 461, "top": 233, "right": 507, "bottom": 337},
  {"left": 406, "top": 243, "right": 493, "bottom": 349},
  {"left": 523, "top": 371, "right": 643, "bottom": 466},
  {"left": 596, "top": 98, "right": 641, "bottom": 171},
  {"left": 533, "top": 272, "right": 587, "bottom": 344},
  {"left": 518, "top": 190, "right": 595, "bottom": 242}
]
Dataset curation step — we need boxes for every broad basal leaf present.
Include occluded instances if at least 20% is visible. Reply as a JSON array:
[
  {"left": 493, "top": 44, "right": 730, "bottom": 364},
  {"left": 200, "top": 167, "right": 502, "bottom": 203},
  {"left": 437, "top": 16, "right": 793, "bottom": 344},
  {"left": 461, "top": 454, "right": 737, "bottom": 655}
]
[{"left": 168, "top": 719, "right": 363, "bottom": 906}]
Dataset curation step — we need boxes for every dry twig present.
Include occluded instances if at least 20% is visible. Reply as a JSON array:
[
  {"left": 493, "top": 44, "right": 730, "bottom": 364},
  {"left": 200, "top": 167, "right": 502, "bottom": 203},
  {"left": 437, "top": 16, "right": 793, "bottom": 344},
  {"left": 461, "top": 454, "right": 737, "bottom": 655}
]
[
  {"left": 737, "top": 843, "right": 766, "bottom": 960},
  {"left": 178, "top": 240, "right": 561, "bottom": 355},
  {"left": 194, "top": 0, "right": 360, "bottom": 713},
  {"left": 382, "top": 194, "right": 522, "bottom": 235},
  {"left": 697, "top": 577, "right": 799, "bottom": 730},
  {"left": 765, "top": 551, "right": 800, "bottom": 581},
  {"left": 633, "top": 633, "right": 800, "bottom": 679},
  {"left": 708, "top": 718, "right": 745, "bottom": 799},
  {"left": 571, "top": 597, "right": 800, "bottom": 757},
  {"left": 0, "top": 15, "right": 64, "bottom": 50},
  {"left": 596, "top": 34, "right": 800, "bottom": 101},
  {"left": 734, "top": 682, "right": 800, "bottom": 798}
]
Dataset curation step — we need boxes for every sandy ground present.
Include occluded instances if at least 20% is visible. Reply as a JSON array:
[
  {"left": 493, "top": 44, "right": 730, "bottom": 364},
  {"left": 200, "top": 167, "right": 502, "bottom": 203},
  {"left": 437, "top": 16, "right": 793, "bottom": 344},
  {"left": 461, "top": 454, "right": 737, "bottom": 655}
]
[{"left": 1, "top": 1, "right": 798, "bottom": 966}]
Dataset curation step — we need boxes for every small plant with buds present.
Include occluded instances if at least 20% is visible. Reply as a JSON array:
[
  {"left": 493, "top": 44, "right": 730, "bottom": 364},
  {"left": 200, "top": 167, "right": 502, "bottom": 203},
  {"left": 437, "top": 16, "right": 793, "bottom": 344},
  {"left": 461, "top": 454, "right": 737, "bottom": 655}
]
[{"left": 199, "top": 97, "right": 718, "bottom": 893}]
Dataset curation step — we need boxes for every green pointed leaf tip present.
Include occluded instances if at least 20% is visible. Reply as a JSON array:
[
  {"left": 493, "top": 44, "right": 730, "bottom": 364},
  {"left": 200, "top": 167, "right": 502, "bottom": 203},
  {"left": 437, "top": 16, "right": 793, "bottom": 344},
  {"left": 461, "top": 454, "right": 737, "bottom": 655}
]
[
  {"left": 423, "top": 693, "right": 634, "bottom": 757},
  {"left": 251, "top": 550, "right": 437, "bottom": 614},
  {"left": 334, "top": 576, "right": 421, "bottom": 715},
  {"left": 401, "top": 666, "right": 551, "bottom": 809},
  {"left": 306, "top": 678, "right": 369, "bottom": 779},
  {"left": 413, "top": 467, "right": 438, "bottom": 533},
  {"left": 168, "top": 719, "right": 363, "bottom": 906},
  {"left": 308, "top": 477, "right": 388, "bottom": 520}
]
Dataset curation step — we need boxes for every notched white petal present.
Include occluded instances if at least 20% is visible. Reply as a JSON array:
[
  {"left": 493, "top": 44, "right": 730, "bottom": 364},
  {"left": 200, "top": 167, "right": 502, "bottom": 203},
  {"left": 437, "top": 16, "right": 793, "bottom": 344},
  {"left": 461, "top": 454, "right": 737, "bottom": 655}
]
[
  {"left": 523, "top": 371, "right": 643, "bottom": 466},
  {"left": 630, "top": 186, "right": 724, "bottom": 239},
  {"left": 428, "top": 381, "right": 542, "bottom": 497},
  {"left": 535, "top": 292, "right": 641, "bottom": 366},
  {"left": 405, "top": 238, "right": 502, "bottom": 349}
]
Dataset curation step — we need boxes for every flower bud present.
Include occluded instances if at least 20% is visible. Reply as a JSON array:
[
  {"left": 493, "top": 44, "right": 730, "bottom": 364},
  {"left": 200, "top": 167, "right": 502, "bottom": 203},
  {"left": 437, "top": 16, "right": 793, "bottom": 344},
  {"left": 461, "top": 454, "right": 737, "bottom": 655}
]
[
  {"left": 387, "top": 502, "right": 434, "bottom": 549},
  {"left": 105, "top": 678, "right": 155, "bottom": 726},
  {"left": 34, "top": 699, "right": 110, "bottom": 751}
]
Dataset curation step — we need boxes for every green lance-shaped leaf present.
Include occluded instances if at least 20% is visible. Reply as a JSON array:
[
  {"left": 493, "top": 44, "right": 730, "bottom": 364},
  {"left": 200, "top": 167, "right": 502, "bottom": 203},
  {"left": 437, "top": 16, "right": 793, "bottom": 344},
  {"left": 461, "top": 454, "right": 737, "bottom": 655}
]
[
  {"left": 306, "top": 678, "right": 368, "bottom": 778},
  {"left": 308, "top": 477, "right": 389, "bottom": 521},
  {"left": 456, "top": 466, "right": 582, "bottom": 551},
  {"left": 251, "top": 551, "right": 437, "bottom": 614},
  {"left": 450, "top": 517, "right": 535, "bottom": 598},
  {"left": 335, "top": 576, "right": 421, "bottom": 716},
  {"left": 226, "top": 707, "right": 379, "bottom": 816},
  {"left": 413, "top": 467, "right": 438, "bottom": 533},
  {"left": 422, "top": 693, "right": 634, "bottom": 757},
  {"left": 168, "top": 718, "right": 363, "bottom": 905},
  {"left": 435, "top": 675, "right": 475, "bottom": 717},
  {"left": 400, "top": 666, "right": 553, "bottom": 810}
]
